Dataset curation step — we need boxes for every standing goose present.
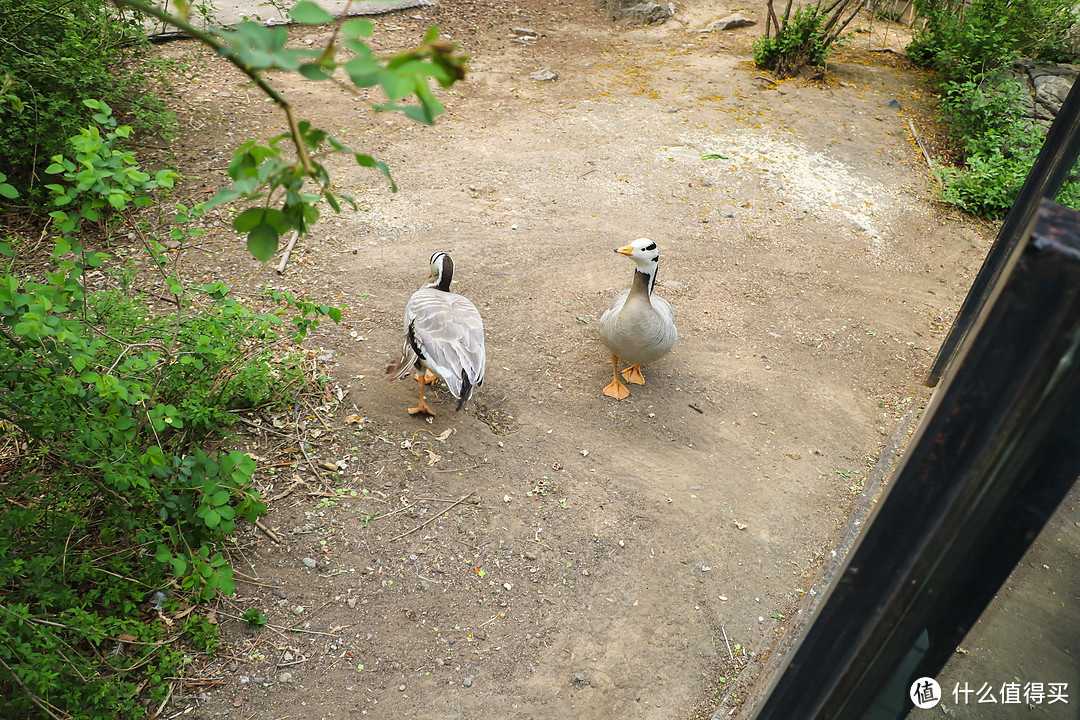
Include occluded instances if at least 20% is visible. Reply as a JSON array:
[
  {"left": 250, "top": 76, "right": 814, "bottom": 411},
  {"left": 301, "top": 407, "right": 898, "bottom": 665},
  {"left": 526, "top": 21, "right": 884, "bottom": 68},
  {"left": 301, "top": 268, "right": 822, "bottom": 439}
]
[
  {"left": 598, "top": 238, "right": 677, "bottom": 399},
  {"left": 386, "top": 251, "right": 486, "bottom": 416}
]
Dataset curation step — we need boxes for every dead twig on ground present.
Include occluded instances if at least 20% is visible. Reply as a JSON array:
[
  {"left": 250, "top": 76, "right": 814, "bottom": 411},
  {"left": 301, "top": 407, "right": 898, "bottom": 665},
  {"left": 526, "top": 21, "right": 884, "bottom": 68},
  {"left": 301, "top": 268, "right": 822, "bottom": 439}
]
[
  {"left": 254, "top": 518, "right": 282, "bottom": 544},
  {"left": 389, "top": 491, "right": 477, "bottom": 541},
  {"left": 722, "top": 625, "right": 735, "bottom": 661},
  {"left": 908, "top": 118, "right": 935, "bottom": 170}
]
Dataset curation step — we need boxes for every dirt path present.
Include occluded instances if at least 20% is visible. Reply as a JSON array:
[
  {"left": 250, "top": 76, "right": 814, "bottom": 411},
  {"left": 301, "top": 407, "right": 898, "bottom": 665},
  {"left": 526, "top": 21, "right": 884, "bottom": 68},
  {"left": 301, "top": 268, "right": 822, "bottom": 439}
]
[{"left": 158, "top": 2, "right": 993, "bottom": 717}]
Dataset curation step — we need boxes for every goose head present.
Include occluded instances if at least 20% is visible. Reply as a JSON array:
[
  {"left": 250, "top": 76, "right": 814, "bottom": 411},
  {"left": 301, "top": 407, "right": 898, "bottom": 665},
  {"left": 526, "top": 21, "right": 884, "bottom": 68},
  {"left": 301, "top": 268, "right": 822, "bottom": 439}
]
[
  {"left": 615, "top": 238, "right": 660, "bottom": 291},
  {"left": 427, "top": 251, "right": 455, "bottom": 292}
]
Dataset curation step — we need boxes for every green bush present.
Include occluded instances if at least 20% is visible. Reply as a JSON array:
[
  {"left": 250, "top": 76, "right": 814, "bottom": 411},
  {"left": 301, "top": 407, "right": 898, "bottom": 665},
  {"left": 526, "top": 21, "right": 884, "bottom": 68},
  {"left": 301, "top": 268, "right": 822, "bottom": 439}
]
[
  {"left": 0, "top": 0, "right": 169, "bottom": 197},
  {"left": 909, "top": 0, "right": 1077, "bottom": 81},
  {"left": 754, "top": 4, "right": 832, "bottom": 77},
  {"left": 0, "top": 118, "right": 338, "bottom": 718},
  {"left": 908, "top": 0, "right": 1080, "bottom": 218}
]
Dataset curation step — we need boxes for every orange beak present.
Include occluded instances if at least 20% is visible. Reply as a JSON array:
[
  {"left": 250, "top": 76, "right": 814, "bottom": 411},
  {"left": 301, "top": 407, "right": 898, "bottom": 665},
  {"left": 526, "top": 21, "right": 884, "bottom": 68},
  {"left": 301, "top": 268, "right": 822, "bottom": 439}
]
[{"left": 615, "top": 244, "right": 634, "bottom": 257}]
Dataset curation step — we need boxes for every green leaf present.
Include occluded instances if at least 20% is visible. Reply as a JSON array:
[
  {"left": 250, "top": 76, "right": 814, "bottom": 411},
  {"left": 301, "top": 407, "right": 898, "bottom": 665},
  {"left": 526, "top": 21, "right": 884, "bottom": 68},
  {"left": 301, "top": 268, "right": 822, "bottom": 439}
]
[
  {"left": 290, "top": 1, "right": 335, "bottom": 24},
  {"left": 203, "top": 508, "right": 221, "bottom": 528},
  {"left": 0, "top": 183, "right": 16, "bottom": 199},
  {"left": 324, "top": 191, "right": 341, "bottom": 213},
  {"left": 378, "top": 68, "right": 414, "bottom": 101},
  {"left": 233, "top": 207, "right": 269, "bottom": 233},
  {"left": 247, "top": 223, "right": 280, "bottom": 262},
  {"left": 300, "top": 63, "right": 332, "bottom": 81},
  {"left": 342, "top": 19, "right": 373, "bottom": 37},
  {"left": 205, "top": 187, "right": 242, "bottom": 210},
  {"left": 355, "top": 154, "right": 396, "bottom": 191},
  {"left": 344, "top": 54, "right": 380, "bottom": 88}
]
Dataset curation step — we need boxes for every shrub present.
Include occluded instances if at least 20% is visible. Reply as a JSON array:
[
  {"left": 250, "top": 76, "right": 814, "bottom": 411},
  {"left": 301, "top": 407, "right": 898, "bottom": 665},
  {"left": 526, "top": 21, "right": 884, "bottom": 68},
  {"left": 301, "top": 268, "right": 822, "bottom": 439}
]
[
  {"left": 754, "top": 0, "right": 862, "bottom": 78},
  {"left": 0, "top": 117, "right": 338, "bottom": 717},
  {"left": 909, "top": 0, "right": 1077, "bottom": 81},
  {"left": 755, "top": 4, "right": 831, "bottom": 77},
  {"left": 908, "top": 0, "right": 1080, "bottom": 218},
  {"left": 0, "top": 0, "right": 169, "bottom": 197}
]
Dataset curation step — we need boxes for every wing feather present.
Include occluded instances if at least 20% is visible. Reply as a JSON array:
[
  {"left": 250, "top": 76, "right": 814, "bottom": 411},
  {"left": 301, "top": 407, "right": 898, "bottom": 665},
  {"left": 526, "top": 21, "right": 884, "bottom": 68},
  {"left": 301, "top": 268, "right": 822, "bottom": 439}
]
[{"left": 402, "top": 288, "right": 486, "bottom": 403}]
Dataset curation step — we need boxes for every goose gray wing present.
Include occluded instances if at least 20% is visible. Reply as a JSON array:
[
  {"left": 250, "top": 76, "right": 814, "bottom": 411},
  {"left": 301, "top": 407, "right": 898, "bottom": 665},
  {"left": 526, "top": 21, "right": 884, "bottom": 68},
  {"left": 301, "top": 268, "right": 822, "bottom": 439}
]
[
  {"left": 650, "top": 295, "right": 677, "bottom": 343},
  {"left": 599, "top": 289, "right": 630, "bottom": 327},
  {"left": 403, "top": 288, "right": 486, "bottom": 402}
]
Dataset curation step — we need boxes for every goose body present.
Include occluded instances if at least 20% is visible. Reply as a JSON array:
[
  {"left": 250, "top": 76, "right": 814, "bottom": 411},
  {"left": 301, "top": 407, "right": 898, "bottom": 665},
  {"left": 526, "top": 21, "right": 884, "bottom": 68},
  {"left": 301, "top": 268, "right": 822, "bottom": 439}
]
[
  {"left": 598, "top": 238, "right": 676, "bottom": 399},
  {"left": 386, "top": 251, "right": 486, "bottom": 415}
]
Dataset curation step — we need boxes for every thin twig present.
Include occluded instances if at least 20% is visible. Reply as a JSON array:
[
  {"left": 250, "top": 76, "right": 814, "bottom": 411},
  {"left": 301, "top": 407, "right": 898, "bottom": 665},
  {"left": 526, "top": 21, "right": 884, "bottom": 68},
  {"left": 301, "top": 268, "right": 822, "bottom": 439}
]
[
  {"left": 111, "top": 0, "right": 316, "bottom": 175},
  {"left": 232, "top": 414, "right": 301, "bottom": 440},
  {"left": 149, "top": 680, "right": 175, "bottom": 719},
  {"left": 722, "top": 625, "right": 735, "bottom": 661},
  {"left": 907, "top": 118, "right": 935, "bottom": 169},
  {"left": 389, "top": 491, "right": 477, "bottom": 542},
  {"left": 254, "top": 518, "right": 282, "bottom": 544},
  {"left": 275, "top": 230, "right": 300, "bottom": 274},
  {"left": 430, "top": 462, "right": 482, "bottom": 474},
  {"left": 0, "top": 655, "right": 69, "bottom": 720},
  {"left": 412, "top": 495, "right": 482, "bottom": 505}
]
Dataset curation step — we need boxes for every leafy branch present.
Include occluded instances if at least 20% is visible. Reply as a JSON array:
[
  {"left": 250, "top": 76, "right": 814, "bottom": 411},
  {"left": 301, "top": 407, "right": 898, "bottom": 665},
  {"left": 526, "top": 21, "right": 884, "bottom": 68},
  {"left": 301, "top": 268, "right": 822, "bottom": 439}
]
[{"left": 109, "top": 0, "right": 468, "bottom": 261}]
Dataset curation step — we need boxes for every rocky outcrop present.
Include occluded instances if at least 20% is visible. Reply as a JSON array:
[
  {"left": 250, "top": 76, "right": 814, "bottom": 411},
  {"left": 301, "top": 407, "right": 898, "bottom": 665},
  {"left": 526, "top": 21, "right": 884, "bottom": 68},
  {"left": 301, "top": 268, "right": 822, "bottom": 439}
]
[
  {"left": 704, "top": 13, "right": 757, "bottom": 32},
  {"left": 606, "top": 0, "right": 675, "bottom": 25},
  {"left": 1012, "top": 59, "right": 1079, "bottom": 127}
]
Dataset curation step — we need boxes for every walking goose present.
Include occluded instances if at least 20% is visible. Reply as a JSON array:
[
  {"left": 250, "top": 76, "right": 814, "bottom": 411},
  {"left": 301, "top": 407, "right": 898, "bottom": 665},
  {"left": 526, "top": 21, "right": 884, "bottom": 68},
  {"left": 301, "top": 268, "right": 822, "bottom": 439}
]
[
  {"left": 386, "top": 251, "right": 486, "bottom": 416},
  {"left": 598, "top": 238, "right": 677, "bottom": 399}
]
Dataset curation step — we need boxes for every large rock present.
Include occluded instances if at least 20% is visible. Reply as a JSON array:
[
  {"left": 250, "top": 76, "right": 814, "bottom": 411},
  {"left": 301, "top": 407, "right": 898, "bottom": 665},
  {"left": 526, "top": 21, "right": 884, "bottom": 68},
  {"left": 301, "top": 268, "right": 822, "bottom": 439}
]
[
  {"left": 607, "top": 0, "right": 674, "bottom": 25},
  {"left": 1011, "top": 59, "right": 1079, "bottom": 125},
  {"left": 1034, "top": 74, "right": 1073, "bottom": 118},
  {"left": 705, "top": 13, "right": 757, "bottom": 32}
]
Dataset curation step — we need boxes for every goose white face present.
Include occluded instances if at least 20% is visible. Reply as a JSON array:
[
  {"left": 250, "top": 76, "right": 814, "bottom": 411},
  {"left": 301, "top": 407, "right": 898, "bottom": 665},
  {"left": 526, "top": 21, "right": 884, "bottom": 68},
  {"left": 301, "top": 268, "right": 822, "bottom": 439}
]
[
  {"left": 615, "top": 238, "right": 659, "bottom": 271},
  {"left": 428, "top": 251, "right": 455, "bottom": 288}
]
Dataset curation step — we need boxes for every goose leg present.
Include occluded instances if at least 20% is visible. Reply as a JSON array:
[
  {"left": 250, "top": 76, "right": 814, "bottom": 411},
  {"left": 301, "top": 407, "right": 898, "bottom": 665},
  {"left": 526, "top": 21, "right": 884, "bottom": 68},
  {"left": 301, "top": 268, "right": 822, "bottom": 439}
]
[
  {"left": 409, "top": 371, "right": 437, "bottom": 416},
  {"left": 603, "top": 354, "right": 630, "bottom": 400},
  {"left": 620, "top": 364, "right": 645, "bottom": 385}
]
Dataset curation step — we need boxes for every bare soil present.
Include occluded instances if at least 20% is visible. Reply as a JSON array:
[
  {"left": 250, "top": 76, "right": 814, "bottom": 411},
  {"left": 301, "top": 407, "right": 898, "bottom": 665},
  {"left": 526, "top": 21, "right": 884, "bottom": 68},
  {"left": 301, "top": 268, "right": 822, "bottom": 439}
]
[{"left": 152, "top": 1, "right": 996, "bottom": 718}]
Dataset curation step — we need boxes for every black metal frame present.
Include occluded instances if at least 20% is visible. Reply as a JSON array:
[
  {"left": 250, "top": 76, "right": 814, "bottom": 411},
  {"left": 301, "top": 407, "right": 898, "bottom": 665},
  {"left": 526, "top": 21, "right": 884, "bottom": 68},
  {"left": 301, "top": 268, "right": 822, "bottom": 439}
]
[{"left": 741, "top": 200, "right": 1080, "bottom": 720}]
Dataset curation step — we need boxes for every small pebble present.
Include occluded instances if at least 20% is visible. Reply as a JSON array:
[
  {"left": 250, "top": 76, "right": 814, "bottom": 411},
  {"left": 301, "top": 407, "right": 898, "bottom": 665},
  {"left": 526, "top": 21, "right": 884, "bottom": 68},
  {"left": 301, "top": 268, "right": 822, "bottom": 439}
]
[
  {"left": 302, "top": 557, "right": 317, "bottom": 569},
  {"left": 277, "top": 672, "right": 293, "bottom": 683},
  {"left": 463, "top": 677, "right": 473, "bottom": 687}
]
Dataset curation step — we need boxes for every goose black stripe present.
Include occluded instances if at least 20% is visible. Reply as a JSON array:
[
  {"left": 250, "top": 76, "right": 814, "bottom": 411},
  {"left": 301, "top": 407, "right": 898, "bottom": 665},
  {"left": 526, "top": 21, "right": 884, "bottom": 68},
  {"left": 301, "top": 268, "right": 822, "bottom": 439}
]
[
  {"left": 407, "top": 321, "right": 425, "bottom": 364},
  {"left": 456, "top": 370, "right": 472, "bottom": 412},
  {"left": 637, "top": 268, "right": 657, "bottom": 294}
]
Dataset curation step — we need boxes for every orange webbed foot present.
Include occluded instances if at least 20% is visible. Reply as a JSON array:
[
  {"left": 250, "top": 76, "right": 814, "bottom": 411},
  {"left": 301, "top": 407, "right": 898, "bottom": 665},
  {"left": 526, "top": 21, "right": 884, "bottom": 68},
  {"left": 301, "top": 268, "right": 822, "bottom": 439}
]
[
  {"left": 408, "top": 370, "right": 438, "bottom": 415},
  {"left": 603, "top": 380, "right": 630, "bottom": 400},
  {"left": 604, "top": 354, "right": 630, "bottom": 399},
  {"left": 620, "top": 364, "right": 645, "bottom": 385},
  {"left": 408, "top": 401, "right": 437, "bottom": 416}
]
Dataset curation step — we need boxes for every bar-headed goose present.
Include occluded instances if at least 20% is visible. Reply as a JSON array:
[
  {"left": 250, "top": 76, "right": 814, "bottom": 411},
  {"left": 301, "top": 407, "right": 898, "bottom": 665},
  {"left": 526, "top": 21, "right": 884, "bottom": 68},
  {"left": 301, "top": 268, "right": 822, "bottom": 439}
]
[
  {"left": 598, "top": 238, "right": 677, "bottom": 399},
  {"left": 386, "top": 251, "right": 486, "bottom": 415}
]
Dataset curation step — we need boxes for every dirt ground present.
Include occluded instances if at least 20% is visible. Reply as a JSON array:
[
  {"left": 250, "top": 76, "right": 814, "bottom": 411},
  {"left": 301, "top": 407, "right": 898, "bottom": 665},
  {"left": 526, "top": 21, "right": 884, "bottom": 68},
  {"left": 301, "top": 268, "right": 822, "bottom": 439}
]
[{"left": 151, "top": 1, "right": 996, "bottom": 717}]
